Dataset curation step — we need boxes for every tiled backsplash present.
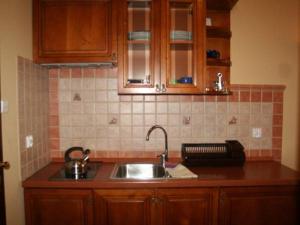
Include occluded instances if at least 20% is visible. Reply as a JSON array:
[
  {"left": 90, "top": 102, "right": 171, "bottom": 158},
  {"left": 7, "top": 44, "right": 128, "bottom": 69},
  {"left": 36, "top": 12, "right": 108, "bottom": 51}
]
[
  {"left": 18, "top": 57, "right": 51, "bottom": 180},
  {"left": 48, "top": 67, "right": 284, "bottom": 161}
]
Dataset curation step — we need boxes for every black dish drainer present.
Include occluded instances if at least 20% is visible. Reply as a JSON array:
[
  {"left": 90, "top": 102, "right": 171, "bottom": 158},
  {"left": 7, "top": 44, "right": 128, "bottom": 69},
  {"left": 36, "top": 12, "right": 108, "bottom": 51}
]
[{"left": 181, "top": 140, "right": 245, "bottom": 166}]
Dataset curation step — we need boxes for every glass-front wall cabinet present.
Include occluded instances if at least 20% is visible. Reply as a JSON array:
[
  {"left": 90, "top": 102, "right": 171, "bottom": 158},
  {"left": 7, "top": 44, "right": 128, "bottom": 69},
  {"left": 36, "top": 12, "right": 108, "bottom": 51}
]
[
  {"left": 127, "top": 1, "right": 152, "bottom": 85},
  {"left": 118, "top": 0, "right": 205, "bottom": 94},
  {"left": 167, "top": 1, "right": 195, "bottom": 89}
]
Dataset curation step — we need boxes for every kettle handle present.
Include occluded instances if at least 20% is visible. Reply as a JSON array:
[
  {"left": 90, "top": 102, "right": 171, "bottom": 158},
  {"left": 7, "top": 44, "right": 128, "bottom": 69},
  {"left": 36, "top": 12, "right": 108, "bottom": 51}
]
[{"left": 64, "top": 146, "right": 84, "bottom": 162}]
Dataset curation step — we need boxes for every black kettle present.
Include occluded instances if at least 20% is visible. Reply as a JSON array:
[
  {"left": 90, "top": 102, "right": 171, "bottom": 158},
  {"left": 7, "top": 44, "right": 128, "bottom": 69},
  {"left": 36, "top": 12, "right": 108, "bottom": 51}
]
[{"left": 64, "top": 147, "right": 91, "bottom": 178}]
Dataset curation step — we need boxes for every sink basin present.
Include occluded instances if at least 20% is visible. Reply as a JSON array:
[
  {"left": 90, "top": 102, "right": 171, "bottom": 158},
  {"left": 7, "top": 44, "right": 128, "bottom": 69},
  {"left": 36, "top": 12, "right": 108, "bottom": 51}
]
[{"left": 111, "top": 163, "right": 168, "bottom": 179}]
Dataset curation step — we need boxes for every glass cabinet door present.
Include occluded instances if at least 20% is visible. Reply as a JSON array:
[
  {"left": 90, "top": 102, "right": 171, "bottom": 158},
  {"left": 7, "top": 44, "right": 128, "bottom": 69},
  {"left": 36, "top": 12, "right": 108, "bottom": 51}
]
[
  {"left": 169, "top": 1, "right": 193, "bottom": 85},
  {"left": 164, "top": 0, "right": 205, "bottom": 93},
  {"left": 125, "top": 1, "right": 154, "bottom": 88}
]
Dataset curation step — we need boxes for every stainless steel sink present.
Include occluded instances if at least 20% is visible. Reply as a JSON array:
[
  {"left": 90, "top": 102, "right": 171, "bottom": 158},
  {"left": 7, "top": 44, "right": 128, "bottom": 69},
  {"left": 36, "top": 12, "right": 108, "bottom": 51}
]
[{"left": 111, "top": 163, "right": 168, "bottom": 179}]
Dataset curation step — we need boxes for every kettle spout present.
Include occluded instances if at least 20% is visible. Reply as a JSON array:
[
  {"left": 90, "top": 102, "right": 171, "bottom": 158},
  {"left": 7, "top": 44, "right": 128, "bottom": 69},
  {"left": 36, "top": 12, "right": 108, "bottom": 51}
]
[{"left": 82, "top": 149, "right": 91, "bottom": 163}]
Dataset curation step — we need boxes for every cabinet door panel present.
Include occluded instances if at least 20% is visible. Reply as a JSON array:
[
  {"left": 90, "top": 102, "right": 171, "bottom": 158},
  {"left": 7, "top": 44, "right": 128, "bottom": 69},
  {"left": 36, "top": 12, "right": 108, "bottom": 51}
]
[
  {"left": 24, "top": 189, "right": 93, "bottom": 225},
  {"left": 94, "top": 189, "right": 154, "bottom": 225},
  {"left": 219, "top": 186, "right": 300, "bottom": 225},
  {"left": 34, "top": 0, "right": 117, "bottom": 63},
  {"left": 157, "top": 188, "right": 218, "bottom": 225}
]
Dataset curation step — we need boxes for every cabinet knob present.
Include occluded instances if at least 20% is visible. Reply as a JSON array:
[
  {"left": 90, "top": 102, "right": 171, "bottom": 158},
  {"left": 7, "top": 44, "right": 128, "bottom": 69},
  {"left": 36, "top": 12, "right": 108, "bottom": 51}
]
[
  {"left": 161, "top": 84, "right": 166, "bottom": 92},
  {"left": 155, "top": 84, "right": 161, "bottom": 92}
]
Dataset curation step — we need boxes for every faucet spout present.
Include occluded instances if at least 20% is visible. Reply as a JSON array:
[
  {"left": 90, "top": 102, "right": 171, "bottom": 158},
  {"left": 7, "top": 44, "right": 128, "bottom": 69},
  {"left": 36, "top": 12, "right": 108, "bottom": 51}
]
[{"left": 146, "top": 125, "right": 168, "bottom": 166}]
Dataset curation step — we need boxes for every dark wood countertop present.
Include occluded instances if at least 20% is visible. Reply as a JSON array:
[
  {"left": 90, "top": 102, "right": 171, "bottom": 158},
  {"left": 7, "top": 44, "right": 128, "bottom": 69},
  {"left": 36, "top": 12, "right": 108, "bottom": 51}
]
[{"left": 22, "top": 161, "right": 300, "bottom": 189}]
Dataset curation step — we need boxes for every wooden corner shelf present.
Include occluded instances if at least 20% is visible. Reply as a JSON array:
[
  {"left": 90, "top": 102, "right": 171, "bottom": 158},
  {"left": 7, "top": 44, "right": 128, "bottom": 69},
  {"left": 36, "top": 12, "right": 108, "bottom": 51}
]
[
  {"left": 206, "top": 27, "right": 231, "bottom": 38},
  {"left": 207, "top": 58, "right": 231, "bottom": 67},
  {"left": 206, "top": 0, "right": 239, "bottom": 10}
]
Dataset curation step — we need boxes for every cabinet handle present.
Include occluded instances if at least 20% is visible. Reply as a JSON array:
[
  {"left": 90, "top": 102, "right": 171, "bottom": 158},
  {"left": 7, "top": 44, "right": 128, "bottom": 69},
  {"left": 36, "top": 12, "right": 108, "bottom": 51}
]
[
  {"left": 151, "top": 197, "right": 162, "bottom": 204},
  {"left": 161, "top": 84, "right": 166, "bottom": 92},
  {"left": 155, "top": 84, "right": 161, "bottom": 92},
  {"left": 112, "top": 52, "right": 117, "bottom": 61}
]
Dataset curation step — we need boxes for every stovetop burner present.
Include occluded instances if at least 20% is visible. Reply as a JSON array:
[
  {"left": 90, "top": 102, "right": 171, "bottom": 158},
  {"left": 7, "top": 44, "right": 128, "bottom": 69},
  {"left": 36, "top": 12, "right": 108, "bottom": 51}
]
[{"left": 49, "top": 162, "right": 101, "bottom": 181}]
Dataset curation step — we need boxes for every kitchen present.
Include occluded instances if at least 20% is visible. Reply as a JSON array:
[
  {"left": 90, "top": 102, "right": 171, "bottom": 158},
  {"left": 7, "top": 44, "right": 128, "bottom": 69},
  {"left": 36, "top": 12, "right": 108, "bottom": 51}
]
[{"left": 0, "top": 0, "right": 300, "bottom": 225}]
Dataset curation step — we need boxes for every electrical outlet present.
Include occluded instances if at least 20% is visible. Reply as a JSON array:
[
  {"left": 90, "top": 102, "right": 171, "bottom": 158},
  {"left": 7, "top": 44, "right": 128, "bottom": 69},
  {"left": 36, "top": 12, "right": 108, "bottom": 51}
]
[
  {"left": 252, "top": 128, "right": 262, "bottom": 138},
  {"left": 25, "top": 135, "right": 33, "bottom": 148}
]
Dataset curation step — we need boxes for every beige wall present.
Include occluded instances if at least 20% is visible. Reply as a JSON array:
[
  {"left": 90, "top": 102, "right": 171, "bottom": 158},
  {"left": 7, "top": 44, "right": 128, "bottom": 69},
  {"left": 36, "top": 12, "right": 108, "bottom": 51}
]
[
  {"left": 231, "top": 0, "right": 300, "bottom": 170},
  {"left": 0, "top": 0, "right": 32, "bottom": 225}
]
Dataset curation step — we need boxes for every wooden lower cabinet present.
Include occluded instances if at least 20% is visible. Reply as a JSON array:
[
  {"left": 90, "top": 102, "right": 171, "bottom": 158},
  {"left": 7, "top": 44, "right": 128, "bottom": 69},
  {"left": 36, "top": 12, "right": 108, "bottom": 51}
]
[
  {"left": 94, "top": 188, "right": 218, "bottom": 225},
  {"left": 24, "top": 189, "right": 93, "bottom": 225},
  {"left": 24, "top": 186, "right": 300, "bottom": 225},
  {"left": 219, "top": 186, "right": 300, "bottom": 225},
  {"left": 94, "top": 189, "right": 153, "bottom": 225},
  {"left": 156, "top": 188, "right": 218, "bottom": 225}
]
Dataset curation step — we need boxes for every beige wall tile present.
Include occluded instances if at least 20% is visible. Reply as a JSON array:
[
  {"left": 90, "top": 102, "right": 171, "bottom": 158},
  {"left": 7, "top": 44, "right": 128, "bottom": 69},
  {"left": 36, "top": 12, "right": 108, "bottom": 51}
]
[
  {"left": 132, "top": 127, "right": 145, "bottom": 138},
  {"left": 59, "top": 91, "right": 71, "bottom": 102},
  {"left": 180, "top": 102, "right": 192, "bottom": 114},
  {"left": 120, "top": 114, "right": 132, "bottom": 126},
  {"left": 96, "top": 138, "right": 108, "bottom": 149},
  {"left": 156, "top": 114, "right": 168, "bottom": 126},
  {"left": 120, "top": 102, "right": 132, "bottom": 114},
  {"left": 168, "top": 102, "right": 180, "bottom": 114},
  {"left": 145, "top": 114, "right": 156, "bottom": 126},
  {"left": 107, "top": 90, "right": 119, "bottom": 102},
  {"left": 71, "top": 78, "right": 82, "bottom": 90},
  {"left": 108, "top": 102, "right": 119, "bottom": 114},
  {"left": 107, "top": 78, "right": 118, "bottom": 90},
  {"left": 168, "top": 126, "right": 180, "bottom": 138},
  {"left": 132, "top": 114, "right": 144, "bottom": 126},
  {"left": 205, "top": 114, "right": 216, "bottom": 126},
  {"left": 59, "top": 78, "right": 71, "bottom": 90},
  {"left": 108, "top": 127, "right": 120, "bottom": 138},
  {"left": 82, "top": 90, "right": 95, "bottom": 102},
  {"left": 192, "top": 102, "right": 204, "bottom": 113},
  {"left": 216, "top": 102, "right": 227, "bottom": 113},
  {"left": 82, "top": 78, "right": 95, "bottom": 90},
  {"left": 95, "top": 78, "right": 107, "bottom": 90},
  {"left": 261, "top": 103, "right": 273, "bottom": 114},
  {"left": 205, "top": 102, "right": 217, "bottom": 114},
  {"left": 95, "top": 114, "right": 108, "bottom": 126},
  {"left": 95, "top": 91, "right": 107, "bottom": 102},
  {"left": 168, "top": 114, "right": 180, "bottom": 126},
  {"left": 239, "top": 102, "right": 250, "bottom": 114},
  {"left": 157, "top": 102, "right": 167, "bottom": 114},
  {"left": 83, "top": 103, "right": 95, "bottom": 114},
  {"left": 132, "top": 102, "right": 144, "bottom": 113},
  {"left": 120, "top": 127, "right": 132, "bottom": 138},
  {"left": 251, "top": 103, "right": 261, "bottom": 114},
  {"left": 145, "top": 102, "right": 156, "bottom": 114},
  {"left": 95, "top": 103, "right": 108, "bottom": 114},
  {"left": 228, "top": 102, "right": 239, "bottom": 114},
  {"left": 96, "top": 127, "right": 108, "bottom": 138}
]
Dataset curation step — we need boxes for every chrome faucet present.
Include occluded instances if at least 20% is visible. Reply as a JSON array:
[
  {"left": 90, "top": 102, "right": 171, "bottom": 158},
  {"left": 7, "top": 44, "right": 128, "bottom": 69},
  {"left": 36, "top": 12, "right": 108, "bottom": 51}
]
[{"left": 146, "top": 125, "right": 168, "bottom": 167}]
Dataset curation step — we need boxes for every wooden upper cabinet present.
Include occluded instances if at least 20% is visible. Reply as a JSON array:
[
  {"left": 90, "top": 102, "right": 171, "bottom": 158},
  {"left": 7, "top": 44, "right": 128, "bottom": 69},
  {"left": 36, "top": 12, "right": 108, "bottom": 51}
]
[
  {"left": 33, "top": 0, "right": 117, "bottom": 63},
  {"left": 117, "top": 0, "right": 206, "bottom": 94}
]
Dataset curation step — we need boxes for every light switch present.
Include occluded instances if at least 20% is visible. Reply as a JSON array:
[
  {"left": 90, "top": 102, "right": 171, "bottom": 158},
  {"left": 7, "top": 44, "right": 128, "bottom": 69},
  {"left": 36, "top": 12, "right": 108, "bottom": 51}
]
[
  {"left": 0, "top": 100, "right": 8, "bottom": 113},
  {"left": 25, "top": 135, "right": 33, "bottom": 148}
]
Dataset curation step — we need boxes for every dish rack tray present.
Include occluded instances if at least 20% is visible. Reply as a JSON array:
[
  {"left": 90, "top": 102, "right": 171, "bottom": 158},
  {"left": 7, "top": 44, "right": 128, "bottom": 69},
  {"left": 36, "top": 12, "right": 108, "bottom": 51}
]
[{"left": 181, "top": 140, "right": 245, "bottom": 167}]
